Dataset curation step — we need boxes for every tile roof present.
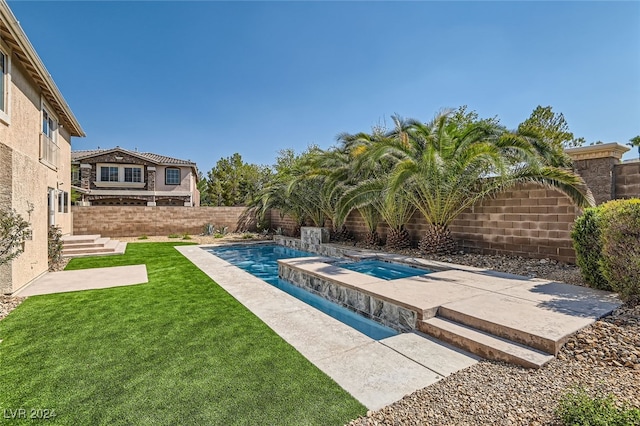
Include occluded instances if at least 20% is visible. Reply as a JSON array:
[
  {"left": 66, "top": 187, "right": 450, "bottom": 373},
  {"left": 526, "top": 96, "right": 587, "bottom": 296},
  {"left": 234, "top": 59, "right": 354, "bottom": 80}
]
[{"left": 72, "top": 147, "right": 197, "bottom": 166}]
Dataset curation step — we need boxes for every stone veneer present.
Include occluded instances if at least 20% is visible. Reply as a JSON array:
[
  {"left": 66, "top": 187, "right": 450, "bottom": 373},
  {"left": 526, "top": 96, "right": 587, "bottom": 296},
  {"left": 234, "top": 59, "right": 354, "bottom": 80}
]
[
  {"left": 301, "top": 226, "right": 330, "bottom": 245},
  {"left": 274, "top": 235, "right": 356, "bottom": 257},
  {"left": 279, "top": 260, "right": 418, "bottom": 332},
  {"left": 274, "top": 235, "right": 419, "bottom": 332}
]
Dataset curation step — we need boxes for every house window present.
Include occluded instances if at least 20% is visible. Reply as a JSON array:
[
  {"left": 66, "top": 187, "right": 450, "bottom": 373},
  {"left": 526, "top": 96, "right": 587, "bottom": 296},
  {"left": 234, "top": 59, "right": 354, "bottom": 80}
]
[
  {"left": 124, "top": 167, "right": 142, "bottom": 183},
  {"left": 0, "top": 51, "right": 5, "bottom": 113},
  {"left": 100, "top": 166, "right": 119, "bottom": 182},
  {"left": 165, "top": 168, "right": 180, "bottom": 185},
  {"left": 58, "top": 191, "right": 69, "bottom": 213},
  {"left": 42, "top": 108, "right": 56, "bottom": 142}
]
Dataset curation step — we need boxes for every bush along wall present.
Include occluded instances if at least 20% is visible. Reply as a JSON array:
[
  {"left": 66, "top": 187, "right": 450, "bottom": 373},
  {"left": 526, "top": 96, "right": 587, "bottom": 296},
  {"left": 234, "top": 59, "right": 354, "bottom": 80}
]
[
  {"left": 598, "top": 199, "right": 640, "bottom": 302},
  {"left": 572, "top": 198, "right": 640, "bottom": 302},
  {"left": 571, "top": 208, "right": 609, "bottom": 290}
]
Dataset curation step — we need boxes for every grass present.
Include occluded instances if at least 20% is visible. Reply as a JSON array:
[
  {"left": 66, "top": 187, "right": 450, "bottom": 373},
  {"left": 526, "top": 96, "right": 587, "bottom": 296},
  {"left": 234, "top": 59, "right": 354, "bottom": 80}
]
[
  {"left": 557, "top": 388, "right": 640, "bottom": 426},
  {"left": 0, "top": 243, "right": 366, "bottom": 425}
]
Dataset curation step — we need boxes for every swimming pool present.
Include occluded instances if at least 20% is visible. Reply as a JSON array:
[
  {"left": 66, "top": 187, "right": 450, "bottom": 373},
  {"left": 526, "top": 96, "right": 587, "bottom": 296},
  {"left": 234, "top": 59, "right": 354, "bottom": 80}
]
[
  {"left": 205, "top": 244, "right": 398, "bottom": 340},
  {"left": 335, "top": 259, "right": 431, "bottom": 280}
]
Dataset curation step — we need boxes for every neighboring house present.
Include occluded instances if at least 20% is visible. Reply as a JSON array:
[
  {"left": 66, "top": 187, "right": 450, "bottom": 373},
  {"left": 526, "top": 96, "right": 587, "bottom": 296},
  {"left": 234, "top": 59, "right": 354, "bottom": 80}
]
[
  {"left": 0, "top": 0, "right": 85, "bottom": 294},
  {"left": 71, "top": 147, "right": 200, "bottom": 207}
]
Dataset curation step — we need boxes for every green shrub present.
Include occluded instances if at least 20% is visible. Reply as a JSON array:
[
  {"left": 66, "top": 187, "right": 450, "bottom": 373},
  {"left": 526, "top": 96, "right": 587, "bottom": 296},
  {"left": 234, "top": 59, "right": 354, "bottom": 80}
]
[
  {"left": 182, "top": 234, "right": 192, "bottom": 240},
  {"left": 138, "top": 235, "right": 148, "bottom": 240},
  {"left": 572, "top": 208, "right": 610, "bottom": 290},
  {"left": 0, "top": 208, "right": 31, "bottom": 266},
  {"left": 556, "top": 388, "right": 640, "bottom": 426},
  {"left": 48, "top": 225, "right": 63, "bottom": 270},
  {"left": 242, "top": 233, "right": 254, "bottom": 239},
  {"left": 168, "top": 233, "right": 180, "bottom": 239},
  {"left": 213, "top": 233, "right": 224, "bottom": 239},
  {"left": 203, "top": 223, "right": 214, "bottom": 236},
  {"left": 598, "top": 198, "right": 640, "bottom": 302}
]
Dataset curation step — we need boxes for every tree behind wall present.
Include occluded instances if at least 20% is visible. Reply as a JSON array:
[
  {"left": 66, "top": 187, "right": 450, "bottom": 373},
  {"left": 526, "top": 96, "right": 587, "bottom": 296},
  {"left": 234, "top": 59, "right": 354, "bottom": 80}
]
[
  {"left": 517, "top": 105, "right": 585, "bottom": 152},
  {"left": 204, "top": 153, "right": 272, "bottom": 206}
]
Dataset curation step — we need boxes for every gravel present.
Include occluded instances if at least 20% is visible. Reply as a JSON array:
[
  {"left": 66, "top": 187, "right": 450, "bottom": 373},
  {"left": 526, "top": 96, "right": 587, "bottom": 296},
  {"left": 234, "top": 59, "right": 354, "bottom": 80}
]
[
  {"left": 344, "top": 248, "right": 639, "bottom": 426},
  {"left": 0, "top": 295, "right": 24, "bottom": 321},
  {"left": 348, "top": 302, "right": 640, "bottom": 425}
]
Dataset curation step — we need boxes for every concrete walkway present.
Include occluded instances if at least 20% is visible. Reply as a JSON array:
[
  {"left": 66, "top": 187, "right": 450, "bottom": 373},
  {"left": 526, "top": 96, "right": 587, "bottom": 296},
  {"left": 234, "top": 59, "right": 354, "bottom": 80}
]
[
  {"left": 13, "top": 265, "right": 148, "bottom": 297},
  {"left": 176, "top": 245, "right": 479, "bottom": 410}
]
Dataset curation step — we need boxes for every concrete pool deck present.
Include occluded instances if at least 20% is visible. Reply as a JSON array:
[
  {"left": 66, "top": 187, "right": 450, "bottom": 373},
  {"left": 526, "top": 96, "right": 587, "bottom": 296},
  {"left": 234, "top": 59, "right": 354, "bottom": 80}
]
[
  {"left": 177, "top": 244, "right": 622, "bottom": 410},
  {"left": 176, "top": 245, "right": 479, "bottom": 410}
]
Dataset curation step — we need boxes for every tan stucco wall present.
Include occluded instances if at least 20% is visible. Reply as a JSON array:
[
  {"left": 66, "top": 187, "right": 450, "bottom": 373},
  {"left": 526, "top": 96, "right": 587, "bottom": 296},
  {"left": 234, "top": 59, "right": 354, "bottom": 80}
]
[
  {"left": 155, "top": 165, "right": 193, "bottom": 192},
  {"left": 0, "top": 51, "right": 72, "bottom": 294}
]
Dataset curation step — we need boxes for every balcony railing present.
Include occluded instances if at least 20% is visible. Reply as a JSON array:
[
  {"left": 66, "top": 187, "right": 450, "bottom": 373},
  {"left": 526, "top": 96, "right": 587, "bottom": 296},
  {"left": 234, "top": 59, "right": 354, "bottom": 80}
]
[{"left": 39, "top": 133, "right": 59, "bottom": 170}]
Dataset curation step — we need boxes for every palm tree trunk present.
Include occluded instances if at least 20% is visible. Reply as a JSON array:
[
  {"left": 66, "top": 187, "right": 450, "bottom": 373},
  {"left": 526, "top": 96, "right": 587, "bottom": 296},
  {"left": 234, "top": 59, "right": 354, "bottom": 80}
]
[
  {"left": 385, "top": 226, "right": 411, "bottom": 250},
  {"left": 331, "top": 224, "right": 354, "bottom": 243},
  {"left": 419, "top": 224, "right": 457, "bottom": 254},
  {"left": 364, "top": 231, "right": 382, "bottom": 247}
]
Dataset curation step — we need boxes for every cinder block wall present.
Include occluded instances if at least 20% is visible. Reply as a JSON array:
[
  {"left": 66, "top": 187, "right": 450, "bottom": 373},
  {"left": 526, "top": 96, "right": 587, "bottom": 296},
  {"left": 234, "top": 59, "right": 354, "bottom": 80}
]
[
  {"left": 72, "top": 206, "right": 257, "bottom": 237},
  {"left": 447, "top": 184, "right": 579, "bottom": 262},
  {"left": 73, "top": 145, "right": 639, "bottom": 264},
  {"left": 614, "top": 162, "right": 640, "bottom": 199},
  {"left": 289, "top": 182, "right": 578, "bottom": 263}
]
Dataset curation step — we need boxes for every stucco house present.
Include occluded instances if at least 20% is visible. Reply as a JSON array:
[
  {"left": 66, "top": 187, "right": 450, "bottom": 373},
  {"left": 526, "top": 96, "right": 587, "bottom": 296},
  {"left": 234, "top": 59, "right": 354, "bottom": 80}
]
[
  {"left": 0, "top": 0, "right": 85, "bottom": 294},
  {"left": 71, "top": 147, "right": 200, "bottom": 207}
]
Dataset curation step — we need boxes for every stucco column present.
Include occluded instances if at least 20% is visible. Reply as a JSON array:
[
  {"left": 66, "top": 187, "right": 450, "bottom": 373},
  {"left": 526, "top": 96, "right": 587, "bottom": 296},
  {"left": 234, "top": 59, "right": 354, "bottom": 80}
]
[{"left": 566, "top": 143, "right": 630, "bottom": 205}]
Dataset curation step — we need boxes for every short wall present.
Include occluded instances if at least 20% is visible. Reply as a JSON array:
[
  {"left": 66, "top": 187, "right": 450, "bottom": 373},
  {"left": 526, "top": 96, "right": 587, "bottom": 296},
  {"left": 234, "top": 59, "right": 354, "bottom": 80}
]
[{"left": 72, "top": 206, "right": 257, "bottom": 237}]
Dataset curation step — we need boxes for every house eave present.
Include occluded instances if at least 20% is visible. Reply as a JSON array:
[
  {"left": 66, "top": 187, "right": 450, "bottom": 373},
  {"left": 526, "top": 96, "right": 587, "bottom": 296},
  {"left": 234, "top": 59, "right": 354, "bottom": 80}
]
[{"left": 0, "top": 0, "right": 85, "bottom": 138}]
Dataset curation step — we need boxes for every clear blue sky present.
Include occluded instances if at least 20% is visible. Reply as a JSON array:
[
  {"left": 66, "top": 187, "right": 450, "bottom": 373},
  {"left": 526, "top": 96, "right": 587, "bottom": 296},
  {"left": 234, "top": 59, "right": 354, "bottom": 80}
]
[{"left": 8, "top": 1, "right": 640, "bottom": 174}]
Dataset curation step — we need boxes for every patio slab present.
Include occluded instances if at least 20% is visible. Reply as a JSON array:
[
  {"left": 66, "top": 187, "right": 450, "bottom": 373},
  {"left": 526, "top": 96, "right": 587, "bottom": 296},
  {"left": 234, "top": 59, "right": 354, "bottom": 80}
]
[
  {"left": 495, "top": 280, "right": 621, "bottom": 318},
  {"left": 14, "top": 265, "right": 148, "bottom": 297},
  {"left": 358, "top": 275, "right": 488, "bottom": 318},
  {"left": 380, "top": 332, "right": 480, "bottom": 377}
]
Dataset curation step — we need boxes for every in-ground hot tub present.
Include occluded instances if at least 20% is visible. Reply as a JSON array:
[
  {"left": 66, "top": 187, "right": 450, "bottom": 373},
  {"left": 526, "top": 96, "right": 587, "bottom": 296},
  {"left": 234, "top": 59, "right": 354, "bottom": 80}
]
[{"left": 332, "top": 259, "right": 432, "bottom": 280}]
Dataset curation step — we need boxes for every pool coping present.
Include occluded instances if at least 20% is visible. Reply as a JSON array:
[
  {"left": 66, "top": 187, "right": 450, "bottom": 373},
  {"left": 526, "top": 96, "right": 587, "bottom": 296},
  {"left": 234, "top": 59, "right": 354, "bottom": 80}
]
[{"left": 175, "top": 244, "right": 480, "bottom": 411}]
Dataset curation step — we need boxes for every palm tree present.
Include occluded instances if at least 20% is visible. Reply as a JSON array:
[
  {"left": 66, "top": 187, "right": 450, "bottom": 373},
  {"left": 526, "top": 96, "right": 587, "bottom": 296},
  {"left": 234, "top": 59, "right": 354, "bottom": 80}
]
[
  {"left": 629, "top": 136, "right": 640, "bottom": 158},
  {"left": 335, "top": 130, "right": 416, "bottom": 250},
  {"left": 244, "top": 149, "right": 311, "bottom": 236},
  {"left": 370, "top": 110, "right": 594, "bottom": 254}
]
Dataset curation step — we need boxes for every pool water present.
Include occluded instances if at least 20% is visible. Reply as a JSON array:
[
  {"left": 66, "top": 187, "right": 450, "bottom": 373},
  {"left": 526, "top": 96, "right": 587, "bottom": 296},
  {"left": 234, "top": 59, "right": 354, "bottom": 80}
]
[
  {"left": 205, "top": 244, "right": 398, "bottom": 340},
  {"left": 336, "top": 259, "right": 431, "bottom": 280}
]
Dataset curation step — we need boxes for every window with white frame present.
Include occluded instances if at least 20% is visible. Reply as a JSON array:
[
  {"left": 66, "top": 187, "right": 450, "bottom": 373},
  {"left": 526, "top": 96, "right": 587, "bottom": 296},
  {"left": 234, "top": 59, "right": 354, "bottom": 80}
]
[
  {"left": 39, "top": 104, "right": 59, "bottom": 168},
  {"left": 100, "top": 166, "right": 119, "bottom": 182},
  {"left": 0, "top": 51, "right": 6, "bottom": 113},
  {"left": 97, "top": 164, "right": 144, "bottom": 184},
  {"left": 58, "top": 190, "right": 69, "bottom": 213},
  {"left": 42, "top": 108, "right": 56, "bottom": 142},
  {"left": 165, "top": 168, "right": 180, "bottom": 185},
  {"left": 124, "top": 167, "right": 142, "bottom": 183}
]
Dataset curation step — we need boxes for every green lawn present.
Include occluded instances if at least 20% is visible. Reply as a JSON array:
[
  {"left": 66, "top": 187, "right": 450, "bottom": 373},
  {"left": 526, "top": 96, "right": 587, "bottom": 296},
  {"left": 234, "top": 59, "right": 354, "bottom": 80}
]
[{"left": 0, "top": 243, "right": 366, "bottom": 425}]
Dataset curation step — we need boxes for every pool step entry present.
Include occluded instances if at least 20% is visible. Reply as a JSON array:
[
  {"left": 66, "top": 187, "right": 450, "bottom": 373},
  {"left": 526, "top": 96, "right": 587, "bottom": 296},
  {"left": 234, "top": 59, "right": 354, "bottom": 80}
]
[
  {"left": 61, "top": 234, "right": 127, "bottom": 258},
  {"left": 419, "top": 316, "right": 555, "bottom": 369}
]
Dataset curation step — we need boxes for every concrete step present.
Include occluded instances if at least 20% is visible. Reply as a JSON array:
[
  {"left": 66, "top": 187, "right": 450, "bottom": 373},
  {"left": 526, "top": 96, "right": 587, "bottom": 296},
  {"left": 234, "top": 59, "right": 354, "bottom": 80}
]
[
  {"left": 62, "top": 237, "right": 111, "bottom": 250},
  {"left": 61, "top": 234, "right": 102, "bottom": 245},
  {"left": 62, "top": 240, "right": 127, "bottom": 258},
  {"left": 419, "top": 317, "right": 555, "bottom": 369},
  {"left": 437, "top": 304, "right": 557, "bottom": 355}
]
